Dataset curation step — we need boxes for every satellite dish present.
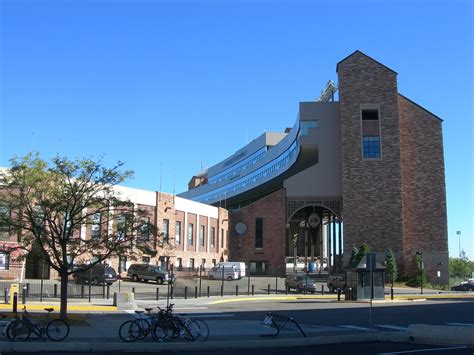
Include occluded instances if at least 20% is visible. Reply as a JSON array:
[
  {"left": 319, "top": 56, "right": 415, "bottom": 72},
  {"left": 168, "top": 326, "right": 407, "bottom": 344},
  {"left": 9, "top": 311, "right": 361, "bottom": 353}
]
[{"left": 235, "top": 222, "right": 247, "bottom": 235}]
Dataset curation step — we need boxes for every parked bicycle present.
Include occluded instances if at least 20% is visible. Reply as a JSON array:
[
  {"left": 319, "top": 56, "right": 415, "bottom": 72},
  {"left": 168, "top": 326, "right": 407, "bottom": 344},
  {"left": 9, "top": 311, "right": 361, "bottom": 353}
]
[
  {"left": 6, "top": 306, "right": 70, "bottom": 342},
  {"left": 118, "top": 307, "right": 158, "bottom": 342},
  {"left": 152, "top": 304, "right": 209, "bottom": 342}
]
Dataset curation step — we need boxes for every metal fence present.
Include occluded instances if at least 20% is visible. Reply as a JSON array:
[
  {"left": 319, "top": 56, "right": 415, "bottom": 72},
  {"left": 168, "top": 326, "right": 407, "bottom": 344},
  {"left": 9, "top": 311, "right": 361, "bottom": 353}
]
[{"left": 0, "top": 272, "right": 330, "bottom": 304}]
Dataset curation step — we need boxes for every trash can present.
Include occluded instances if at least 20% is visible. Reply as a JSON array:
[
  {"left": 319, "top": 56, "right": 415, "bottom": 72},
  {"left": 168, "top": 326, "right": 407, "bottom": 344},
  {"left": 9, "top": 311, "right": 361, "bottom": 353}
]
[{"left": 309, "top": 262, "right": 315, "bottom": 272}]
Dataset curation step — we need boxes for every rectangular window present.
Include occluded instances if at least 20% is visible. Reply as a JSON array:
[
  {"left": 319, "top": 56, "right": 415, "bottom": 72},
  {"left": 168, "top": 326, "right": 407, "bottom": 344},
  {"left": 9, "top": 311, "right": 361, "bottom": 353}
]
[
  {"left": 362, "top": 136, "right": 381, "bottom": 159},
  {"left": 91, "top": 212, "right": 101, "bottom": 239},
  {"left": 162, "top": 219, "right": 169, "bottom": 242},
  {"left": 212, "top": 259, "right": 216, "bottom": 267},
  {"left": 210, "top": 227, "right": 215, "bottom": 247},
  {"left": 140, "top": 217, "right": 149, "bottom": 241},
  {"left": 201, "top": 258, "right": 206, "bottom": 270},
  {"left": 190, "top": 258, "right": 195, "bottom": 270},
  {"left": 175, "top": 221, "right": 181, "bottom": 244},
  {"left": 255, "top": 218, "right": 263, "bottom": 249},
  {"left": 221, "top": 228, "right": 224, "bottom": 248},
  {"left": 0, "top": 202, "right": 10, "bottom": 235},
  {"left": 249, "top": 260, "right": 268, "bottom": 274},
  {"left": 0, "top": 251, "right": 10, "bottom": 270},
  {"left": 117, "top": 214, "right": 126, "bottom": 240},
  {"left": 199, "top": 225, "right": 205, "bottom": 247},
  {"left": 119, "top": 256, "right": 127, "bottom": 273},
  {"left": 361, "top": 108, "right": 382, "bottom": 159},
  {"left": 188, "top": 223, "right": 194, "bottom": 246},
  {"left": 299, "top": 120, "right": 318, "bottom": 136},
  {"left": 177, "top": 257, "right": 182, "bottom": 270}
]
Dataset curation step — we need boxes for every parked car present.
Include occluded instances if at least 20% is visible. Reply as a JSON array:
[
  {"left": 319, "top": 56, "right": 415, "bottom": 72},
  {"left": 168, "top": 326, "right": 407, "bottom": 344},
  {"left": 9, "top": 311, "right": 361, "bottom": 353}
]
[
  {"left": 285, "top": 274, "right": 317, "bottom": 293},
  {"left": 327, "top": 274, "right": 345, "bottom": 293},
  {"left": 73, "top": 263, "right": 117, "bottom": 286},
  {"left": 451, "top": 282, "right": 474, "bottom": 292},
  {"left": 207, "top": 266, "right": 239, "bottom": 281},
  {"left": 127, "top": 264, "right": 175, "bottom": 284}
]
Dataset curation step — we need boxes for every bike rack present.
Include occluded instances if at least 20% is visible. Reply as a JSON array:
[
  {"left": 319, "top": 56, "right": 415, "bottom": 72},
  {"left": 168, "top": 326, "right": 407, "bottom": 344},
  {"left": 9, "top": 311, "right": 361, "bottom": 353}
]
[{"left": 261, "top": 312, "right": 307, "bottom": 338}]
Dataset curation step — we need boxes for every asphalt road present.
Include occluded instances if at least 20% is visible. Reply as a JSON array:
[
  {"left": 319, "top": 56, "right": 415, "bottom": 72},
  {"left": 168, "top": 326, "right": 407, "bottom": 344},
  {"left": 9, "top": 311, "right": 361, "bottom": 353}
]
[{"left": 4, "top": 343, "right": 474, "bottom": 355}]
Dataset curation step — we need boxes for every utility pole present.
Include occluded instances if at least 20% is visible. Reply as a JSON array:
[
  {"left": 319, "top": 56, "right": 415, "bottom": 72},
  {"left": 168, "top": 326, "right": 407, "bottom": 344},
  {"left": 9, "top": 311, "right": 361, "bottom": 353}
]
[{"left": 456, "top": 231, "right": 461, "bottom": 257}]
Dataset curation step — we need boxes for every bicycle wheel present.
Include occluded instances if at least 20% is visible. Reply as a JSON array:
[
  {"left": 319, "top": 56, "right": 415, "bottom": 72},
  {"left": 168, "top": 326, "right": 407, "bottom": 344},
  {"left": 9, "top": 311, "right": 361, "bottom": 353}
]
[
  {"left": 8, "top": 319, "right": 31, "bottom": 342},
  {"left": 183, "top": 319, "right": 201, "bottom": 342},
  {"left": 119, "top": 320, "right": 141, "bottom": 342},
  {"left": 132, "top": 319, "right": 150, "bottom": 340},
  {"left": 46, "top": 319, "right": 70, "bottom": 341},
  {"left": 193, "top": 319, "right": 209, "bottom": 342},
  {"left": 152, "top": 319, "right": 173, "bottom": 342}
]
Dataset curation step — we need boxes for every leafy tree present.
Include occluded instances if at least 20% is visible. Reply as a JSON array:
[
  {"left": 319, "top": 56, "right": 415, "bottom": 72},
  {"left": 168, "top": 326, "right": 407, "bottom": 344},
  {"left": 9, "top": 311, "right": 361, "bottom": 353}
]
[
  {"left": 449, "top": 252, "right": 473, "bottom": 280},
  {"left": 347, "top": 244, "right": 371, "bottom": 268},
  {"left": 385, "top": 249, "right": 398, "bottom": 287},
  {"left": 0, "top": 153, "right": 162, "bottom": 319}
]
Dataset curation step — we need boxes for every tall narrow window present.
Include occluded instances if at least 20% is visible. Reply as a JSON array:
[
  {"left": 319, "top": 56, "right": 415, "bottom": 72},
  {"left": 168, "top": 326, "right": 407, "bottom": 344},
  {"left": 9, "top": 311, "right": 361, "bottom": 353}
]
[
  {"left": 117, "top": 214, "right": 126, "bottom": 240},
  {"left": 162, "top": 219, "right": 169, "bottom": 242},
  {"left": 210, "top": 227, "right": 216, "bottom": 247},
  {"left": 190, "top": 258, "right": 195, "bottom": 270},
  {"left": 91, "top": 212, "right": 101, "bottom": 239},
  {"left": 199, "top": 225, "right": 205, "bottom": 247},
  {"left": 361, "top": 108, "right": 382, "bottom": 159},
  {"left": 0, "top": 202, "right": 10, "bottom": 236},
  {"left": 141, "top": 217, "right": 149, "bottom": 241},
  {"left": 175, "top": 221, "right": 181, "bottom": 245},
  {"left": 119, "top": 256, "right": 127, "bottom": 273},
  {"left": 221, "top": 228, "right": 224, "bottom": 248},
  {"left": 188, "top": 223, "right": 194, "bottom": 246},
  {"left": 255, "top": 218, "right": 263, "bottom": 249}
]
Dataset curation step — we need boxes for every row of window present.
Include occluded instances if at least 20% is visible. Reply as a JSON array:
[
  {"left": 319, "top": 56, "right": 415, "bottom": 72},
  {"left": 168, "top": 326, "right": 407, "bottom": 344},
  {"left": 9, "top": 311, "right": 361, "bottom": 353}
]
[
  {"left": 196, "top": 140, "right": 300, "bottom": 204},
  {"left": 208, "top": 147, "right": 267, "bottom": 185}
]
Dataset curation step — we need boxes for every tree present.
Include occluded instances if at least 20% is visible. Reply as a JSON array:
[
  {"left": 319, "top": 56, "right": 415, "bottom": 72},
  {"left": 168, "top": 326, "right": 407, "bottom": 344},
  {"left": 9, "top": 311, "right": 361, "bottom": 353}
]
[
  {"left": 449, "top": 252, "right": 472, "bottom": 280},
  {"left": 385, "top": 249, "right": 398, "bottom": 287},
  {"left": 348, "top": 246, "right": 359, "bottom": 268},
  {"left": 0, "top": 153, "right": 161, "bottom": 319}
]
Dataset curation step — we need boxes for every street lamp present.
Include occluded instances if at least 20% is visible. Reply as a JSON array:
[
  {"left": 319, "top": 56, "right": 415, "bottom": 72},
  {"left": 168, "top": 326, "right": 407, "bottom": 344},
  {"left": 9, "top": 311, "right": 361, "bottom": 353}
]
[
  {"left": 416, "top": 251, "right": 423, "bottom": 295},
  {"left": 456, "top": 231, "right": 461, "bottom": 257}
]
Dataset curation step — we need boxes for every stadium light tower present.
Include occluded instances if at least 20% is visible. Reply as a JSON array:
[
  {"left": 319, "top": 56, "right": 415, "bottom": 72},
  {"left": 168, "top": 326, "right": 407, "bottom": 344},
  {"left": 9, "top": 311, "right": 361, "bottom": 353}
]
[{"left": 456, "top": 231, "right": 461, "bottom": 257}]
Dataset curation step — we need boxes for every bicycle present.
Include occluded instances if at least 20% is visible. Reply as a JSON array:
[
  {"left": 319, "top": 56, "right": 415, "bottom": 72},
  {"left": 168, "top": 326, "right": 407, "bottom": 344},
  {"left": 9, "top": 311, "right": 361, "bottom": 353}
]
[
  {"left": 118, "top": 307, "right": 158, "bottom": 342},
  {"left": 152, "top": 304, "right": 209, "bottom": 342},
  {"left": 7, "top": 306, "right": 70, "bottom": 342}
]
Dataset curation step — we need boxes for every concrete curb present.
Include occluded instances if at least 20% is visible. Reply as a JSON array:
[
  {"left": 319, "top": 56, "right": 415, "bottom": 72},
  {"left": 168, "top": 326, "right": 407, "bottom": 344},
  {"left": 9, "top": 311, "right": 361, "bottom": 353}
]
[
  {"left": 409, "top": 324, "right": 474, "bottom": 346},
  {"left": 0, "top": 331, "right": 411, "bottom": 352}
]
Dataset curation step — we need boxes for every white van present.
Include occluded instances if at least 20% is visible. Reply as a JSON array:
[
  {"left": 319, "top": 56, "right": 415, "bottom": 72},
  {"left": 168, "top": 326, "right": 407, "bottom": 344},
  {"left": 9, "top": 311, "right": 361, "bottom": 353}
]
[
  {"left": 207, "top": 266, "right": 239, "bottom": 281},
  {"left": 217, "top": 262, "right": 246, "bottom": 278}
]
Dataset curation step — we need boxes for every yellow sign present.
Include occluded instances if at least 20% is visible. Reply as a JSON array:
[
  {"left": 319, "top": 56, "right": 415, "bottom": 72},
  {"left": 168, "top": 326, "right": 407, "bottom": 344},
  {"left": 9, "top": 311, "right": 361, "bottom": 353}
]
[{"left": 10, "top": 283, "right": 19, "bottom": 305}]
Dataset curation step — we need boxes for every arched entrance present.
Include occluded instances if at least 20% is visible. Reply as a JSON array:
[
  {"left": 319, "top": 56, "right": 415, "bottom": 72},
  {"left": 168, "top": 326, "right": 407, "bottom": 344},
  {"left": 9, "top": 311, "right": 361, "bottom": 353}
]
[{"left": 286, "top": 204, "right": 343, "bottom": 274}]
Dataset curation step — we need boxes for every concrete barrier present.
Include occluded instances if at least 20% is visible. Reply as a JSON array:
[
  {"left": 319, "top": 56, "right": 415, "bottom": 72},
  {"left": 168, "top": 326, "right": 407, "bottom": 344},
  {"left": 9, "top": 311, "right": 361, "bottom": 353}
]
[
  {"left": 113, "top": 292, "right": 137, "bottom": 310},
  {"left": 409, "top": 324, "right": 474, "bottom": 346}
]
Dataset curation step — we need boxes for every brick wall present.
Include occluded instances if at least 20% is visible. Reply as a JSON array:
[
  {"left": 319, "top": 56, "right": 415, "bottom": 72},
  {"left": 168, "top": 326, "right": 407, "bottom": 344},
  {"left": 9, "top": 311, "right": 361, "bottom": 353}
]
[
  {"left": 399, "top": 95, "right": 448, "bottom": 283},
  {"left": 338, "top": 51, "right": 405, "bottom": 269},
  {"left": 229, "top": 189, "right": 286, "bottom": 276}
]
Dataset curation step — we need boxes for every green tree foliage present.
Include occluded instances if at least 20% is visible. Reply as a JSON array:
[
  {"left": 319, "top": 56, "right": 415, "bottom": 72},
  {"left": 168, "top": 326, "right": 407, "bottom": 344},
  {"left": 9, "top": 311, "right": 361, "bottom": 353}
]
[
  {"left": 348, "top": 244, "right": 371, "bottom": 268},
  {"left": 348, "top": 246, "right": 359, "bottom": 268},
  {"left": 449, "top": 252, "right": 473, "bottom": 281},
  {"left": 0, "top": 153, "right": 164, "bottom": 319},
  {"left": 385, "top": 249, "right": 398, "bottom": 287}
]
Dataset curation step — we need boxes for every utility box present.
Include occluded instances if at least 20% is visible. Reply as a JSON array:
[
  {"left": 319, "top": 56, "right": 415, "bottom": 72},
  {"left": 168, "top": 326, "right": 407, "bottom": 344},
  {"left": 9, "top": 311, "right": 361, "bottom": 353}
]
[{"left": 344, "top": 254, "right": 386, "bottom": 301}]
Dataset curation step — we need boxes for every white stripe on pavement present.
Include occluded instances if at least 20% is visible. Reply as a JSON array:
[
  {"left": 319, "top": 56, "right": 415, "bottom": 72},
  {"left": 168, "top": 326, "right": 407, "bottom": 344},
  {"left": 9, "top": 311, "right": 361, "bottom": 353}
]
[
  {"left": 374, "top": 324, "right": 408, "bottom": 331},
  {"left": 446, "top": 322, "right": 474, "bottom": 327},
  {"left": 377, "top": 346, "right": 468, "bottom": 354},
  {"left": 339, "top": 325, "right": 372, "bottom": 331}
]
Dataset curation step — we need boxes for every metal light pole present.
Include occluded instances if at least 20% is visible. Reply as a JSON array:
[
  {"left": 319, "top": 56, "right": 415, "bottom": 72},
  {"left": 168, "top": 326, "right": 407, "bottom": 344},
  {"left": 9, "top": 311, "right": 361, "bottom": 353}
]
[
  {"left": 416, "top": 251, "right": 423, "bottom": 294},
  {"left": 456, "top": 231, "right": 461, "bottom": 257}
]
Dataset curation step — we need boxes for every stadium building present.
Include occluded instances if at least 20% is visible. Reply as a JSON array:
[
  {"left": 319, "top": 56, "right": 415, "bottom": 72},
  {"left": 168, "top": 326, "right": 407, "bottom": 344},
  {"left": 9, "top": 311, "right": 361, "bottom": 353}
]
[{"left": 179, "top": 50, "right": 448, "bottom": 282}]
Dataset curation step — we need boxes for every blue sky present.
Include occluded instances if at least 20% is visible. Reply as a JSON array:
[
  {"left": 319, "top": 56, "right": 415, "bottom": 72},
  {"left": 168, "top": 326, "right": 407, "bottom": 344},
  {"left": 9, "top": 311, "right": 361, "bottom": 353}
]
[{"left": 0, "top": 0, "right": 472, "bottom": 260}]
